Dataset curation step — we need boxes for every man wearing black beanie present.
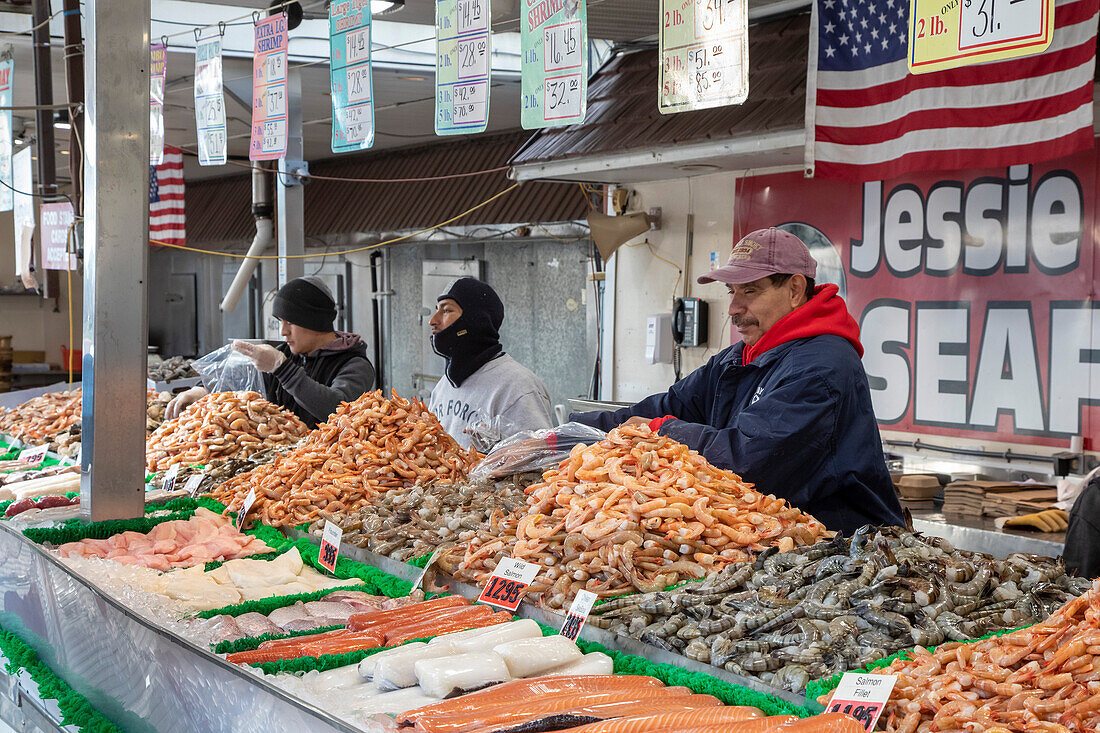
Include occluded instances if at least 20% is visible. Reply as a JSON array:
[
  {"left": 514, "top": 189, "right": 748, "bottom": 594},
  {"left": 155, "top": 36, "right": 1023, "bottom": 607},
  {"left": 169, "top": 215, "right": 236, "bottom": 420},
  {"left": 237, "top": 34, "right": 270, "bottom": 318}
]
[
  {"left": 428, "top": 277, "right": 553, "bottom": 450},
  {"left": 167, "top": 277, "right": 375, "bottom": 428}
]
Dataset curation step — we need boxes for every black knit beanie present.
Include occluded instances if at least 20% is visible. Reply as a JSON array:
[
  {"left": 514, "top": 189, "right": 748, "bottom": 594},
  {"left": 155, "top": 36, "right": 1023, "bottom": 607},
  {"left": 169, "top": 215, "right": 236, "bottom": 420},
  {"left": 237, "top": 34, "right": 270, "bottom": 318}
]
[{"left": 272, "top": 277, "right": 336, "bottom": 332}]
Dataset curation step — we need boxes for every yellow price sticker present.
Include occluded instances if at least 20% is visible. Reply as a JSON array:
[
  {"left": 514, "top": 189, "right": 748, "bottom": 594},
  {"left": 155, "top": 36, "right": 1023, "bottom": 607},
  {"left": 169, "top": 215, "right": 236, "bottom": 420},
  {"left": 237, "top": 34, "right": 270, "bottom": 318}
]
[{"left": 908, "top": 0, "right": 1054, "bottom": 73}]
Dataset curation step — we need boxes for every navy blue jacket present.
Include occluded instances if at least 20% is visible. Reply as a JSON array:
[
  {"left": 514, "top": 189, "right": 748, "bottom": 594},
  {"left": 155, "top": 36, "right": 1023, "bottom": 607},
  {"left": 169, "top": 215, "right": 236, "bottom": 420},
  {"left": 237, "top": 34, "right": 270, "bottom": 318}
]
[{"left": 571, "top": 335, "right": 903, "bottom": 535}]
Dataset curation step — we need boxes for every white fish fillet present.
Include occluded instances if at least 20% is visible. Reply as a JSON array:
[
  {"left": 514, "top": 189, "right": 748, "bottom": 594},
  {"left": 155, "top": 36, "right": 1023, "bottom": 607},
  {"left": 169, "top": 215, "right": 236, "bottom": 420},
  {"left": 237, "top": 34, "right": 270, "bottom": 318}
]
[
  {"left": 492, "top": 635, "right": 583, "bottom": 678},
  {"left": 373, "top": 644, "right": 456, "bottom": 691},
  {"left": 414, "top": 652, "right": 511, "bottom": 699},
  {"left": 432, "top": 618, "right": 542, "bottom": 654},
  {"left": 359, "top": 642, "right": 428, "bottom": 680},
  {"left": 352, "top": 687, "right": 440, "bottom": 715},
  {"left": 542, "top": 652, "right": 614, "bottom": 676}
]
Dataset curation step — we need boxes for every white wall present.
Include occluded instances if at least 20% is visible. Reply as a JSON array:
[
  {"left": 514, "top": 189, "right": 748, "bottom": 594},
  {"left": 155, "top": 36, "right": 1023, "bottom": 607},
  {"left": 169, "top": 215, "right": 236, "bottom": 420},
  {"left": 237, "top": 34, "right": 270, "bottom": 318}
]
[{"left": 608, "top": 171, "right": 744, "bottom": 402}]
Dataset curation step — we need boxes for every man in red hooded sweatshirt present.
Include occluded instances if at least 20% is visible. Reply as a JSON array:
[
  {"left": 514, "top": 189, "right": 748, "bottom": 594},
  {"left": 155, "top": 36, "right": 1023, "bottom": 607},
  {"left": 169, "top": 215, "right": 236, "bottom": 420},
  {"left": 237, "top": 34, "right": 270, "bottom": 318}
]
[{"left": 571, "top": 227, "right": 904, "bottom": 534}]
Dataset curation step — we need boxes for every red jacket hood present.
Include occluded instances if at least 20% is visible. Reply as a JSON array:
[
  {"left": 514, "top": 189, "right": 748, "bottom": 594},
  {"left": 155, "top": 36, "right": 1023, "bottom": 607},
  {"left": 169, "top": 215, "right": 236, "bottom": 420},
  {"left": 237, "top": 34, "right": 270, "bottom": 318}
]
[{"left": 741, "top": 284, "right": 862, "bottom": 365}]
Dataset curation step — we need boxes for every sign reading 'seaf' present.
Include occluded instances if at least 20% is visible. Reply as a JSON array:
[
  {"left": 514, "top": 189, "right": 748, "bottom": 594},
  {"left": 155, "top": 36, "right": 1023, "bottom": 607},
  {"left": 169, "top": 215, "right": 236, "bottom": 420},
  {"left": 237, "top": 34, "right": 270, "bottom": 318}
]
[{"left": 735, "top": 148, "right": 1098, "bottom": 450}]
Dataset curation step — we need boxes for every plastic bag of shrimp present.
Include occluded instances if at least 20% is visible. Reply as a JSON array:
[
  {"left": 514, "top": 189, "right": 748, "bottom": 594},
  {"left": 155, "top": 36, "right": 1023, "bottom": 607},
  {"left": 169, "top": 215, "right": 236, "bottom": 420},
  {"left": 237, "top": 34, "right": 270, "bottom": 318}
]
[
  {"left": 468, "top": 422, "right": 607, "bottom": 482},
  {"left": 191, "top": 344, "right": 266, "bottom": 395}
]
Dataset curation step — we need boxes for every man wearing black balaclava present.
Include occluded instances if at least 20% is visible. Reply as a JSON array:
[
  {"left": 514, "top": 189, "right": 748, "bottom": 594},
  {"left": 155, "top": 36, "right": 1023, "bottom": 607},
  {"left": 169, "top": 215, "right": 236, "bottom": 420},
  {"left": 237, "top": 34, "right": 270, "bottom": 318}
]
[
  {"left": 166, "top": 277, "right": 375, "bottom": 428},
  {"left": 428, "top": 277, "right": 553, "bottom": 450}
]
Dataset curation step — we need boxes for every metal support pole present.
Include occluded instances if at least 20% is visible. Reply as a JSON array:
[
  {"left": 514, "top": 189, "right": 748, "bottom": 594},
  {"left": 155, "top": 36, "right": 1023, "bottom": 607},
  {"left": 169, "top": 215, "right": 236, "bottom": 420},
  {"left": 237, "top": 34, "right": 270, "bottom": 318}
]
[
  {"left": 276, "top": 67, "right": 305, "bottom": 286},
  {"left": 30, "top": 0, "right": 59, "bottom": 298},
  {"left": 62, "top": 0, "right": 84, "bottom": 216},
  {"left": 80, "top": 0, "right": 150, "bottom": 521}
]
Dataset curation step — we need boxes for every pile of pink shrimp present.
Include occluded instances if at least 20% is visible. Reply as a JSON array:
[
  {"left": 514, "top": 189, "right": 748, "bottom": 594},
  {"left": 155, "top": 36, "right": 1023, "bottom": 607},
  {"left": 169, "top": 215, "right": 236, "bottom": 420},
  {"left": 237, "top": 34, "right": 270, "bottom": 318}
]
[
  {"left": 822, "top": 578, "right": 1100, "bottom": 733},
  {"left": 443, "top": 425, "right": 826, "bottom": 608}
]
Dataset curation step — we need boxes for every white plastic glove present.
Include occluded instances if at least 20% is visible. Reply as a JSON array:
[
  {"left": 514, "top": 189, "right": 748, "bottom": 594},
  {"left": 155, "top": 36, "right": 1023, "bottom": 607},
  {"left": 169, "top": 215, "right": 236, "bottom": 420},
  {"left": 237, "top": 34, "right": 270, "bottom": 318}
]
[
  {"left": 165, "top": 386, "right": 208, "bottom": 420},
  {"left": 231, "top": 340, "right": 286, "bottom": 373}
]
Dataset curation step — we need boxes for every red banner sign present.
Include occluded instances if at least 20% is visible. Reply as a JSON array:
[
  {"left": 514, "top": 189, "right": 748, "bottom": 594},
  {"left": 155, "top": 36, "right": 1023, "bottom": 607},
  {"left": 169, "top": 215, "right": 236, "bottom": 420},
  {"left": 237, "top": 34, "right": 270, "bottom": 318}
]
[{"left": 734, "top": 148, "right": 1099, "bottom": 450}]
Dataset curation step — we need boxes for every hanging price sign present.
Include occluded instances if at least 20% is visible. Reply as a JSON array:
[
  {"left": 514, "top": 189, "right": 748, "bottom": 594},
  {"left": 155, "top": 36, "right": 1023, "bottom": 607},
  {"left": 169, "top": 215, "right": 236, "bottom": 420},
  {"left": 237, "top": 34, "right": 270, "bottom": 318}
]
[
  {"left": 236, "top": 487, "right": 257, "bottom": 530},
  {"left": 827, "top": 673, "right": 897, "bottom": 731},
  {"left": 161, "top": 463, "right": 181, "bottom": 493},
  {"left": 184, "top": 473, "right": 204, "bottom": 497},
  {"left": 330, "top": 0, "right": 375, "bottom": 151},
  {"left": 520, "top": 0, "right": 587, "bottom": 128},
  {"left": 250, "top": 13, "right": 289, "bottom": 160},
  {"left": 559, "top": 589, "right": 597, "bottom": 641},
  {"left": 477, "top": 557, "right": 540, "bottom": 611},
  {"left": 0, "top": 57, "right": 14, "bottom": 213},
  {"left": 659, "top": 0, "right": 748, "bottom": 114},
  {"left": 435, "top": 0, "right": 491, "bottom": 135},
  {"left": 318, "top": 520, "right": 343, "bottom": 573},
  {"left": 17, "top": 445, "right": 48, "bottom": 467},
  {"left": 150, "top": 43, "right": 167, "bottom": 165},
  {"left": 908, "top": 0, "right": 1054, "bottom": 73},
  {"left": 195, "top": 29, "right": 228, "bottom": 166}
]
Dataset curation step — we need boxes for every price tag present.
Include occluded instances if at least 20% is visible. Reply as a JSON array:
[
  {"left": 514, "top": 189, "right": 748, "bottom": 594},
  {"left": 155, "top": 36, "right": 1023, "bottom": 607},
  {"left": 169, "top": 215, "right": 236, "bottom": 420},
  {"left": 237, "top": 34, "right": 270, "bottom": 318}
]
[
  {"left": 827, "top": 673, "right": 897, "bottom": 731},
  {"left": 183, "top": 474, "right": 204, "bottom": 497},
  {"left": 907, "top": 0, "right": 1053, "bottom": 73},
  {"left": 318, "top": 520, "right": 342, "bottom": 574},
  {"left": 236, "top": 487, "right": 257, "bottom": 530},
  {"left": 17, "top": 445, "right": 48, "bottom": 467},
  {"left": 147, "top": 378, "right": 156, "bottom": 390},
  {"left": 477, "top": 557, "right": 540, "bottom": 611},
  {"left": 161, "top": 463, "right": 180, "bottom": 493},
  {"left": 559, "top": 589, "right": 597, "bottom": 641},
  {"left": 410, "top": 549, "right": 441, "bottom": 593}
]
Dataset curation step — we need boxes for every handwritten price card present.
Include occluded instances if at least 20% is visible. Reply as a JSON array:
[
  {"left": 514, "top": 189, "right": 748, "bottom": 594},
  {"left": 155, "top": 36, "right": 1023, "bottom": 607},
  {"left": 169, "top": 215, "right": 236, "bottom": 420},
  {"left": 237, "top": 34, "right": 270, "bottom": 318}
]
[
  {"left": 0, "top": 58, "right": 13, "bottom": 212},
  {"left": 250, "top": 13, "right": 289, "bottom": 160},
  {"left": 195, "top": 30, "right": 227, "bottom": 166},
  {"left": 908, "top": 0, "right": 1053, "bottom": 73},
  {"left": 17, "top": 445, "right": 48, "bottom": 468},
  {"left": 828, "top": 673, "right": 897, "bottom": 731},
  {"left": 150, "top": 43, "right": 167, "bottom": 164},
  {"left": 659, "top": 0, "right": 748, "bottom": 114},
  {"left": 477, "top": 556, "right": 540, "bottom": 611},
  {"left": 330, "top": 0, "right": 375, "bottom": 152},
  {"left": 520, "top": 0, "right": 587, "bottom": 128},
  {"left": 436, "top": 0, "right": 491, "bottom": 134}
]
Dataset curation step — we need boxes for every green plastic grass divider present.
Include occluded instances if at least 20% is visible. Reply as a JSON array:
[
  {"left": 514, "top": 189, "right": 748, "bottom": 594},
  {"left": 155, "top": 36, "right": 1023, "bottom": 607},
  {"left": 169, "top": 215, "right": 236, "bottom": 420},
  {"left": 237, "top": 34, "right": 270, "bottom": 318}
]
[
  {"left": 204, "top": 551, "right": 283, "bottom": 572},
  {"left": 214, "top": 625, "right": 345, "bottom": 655},
  {"left": 194, "top": 583, "right": 370, "bottom": 619},
  {"left": 804, "top": 624, "right": 1031, "bottom": 700},
  {"left": 23, "top": 510, "right": 198, "bottom": 544},
  {"left": 0, "top": 625, "right": 122, "bottom": 732},
  {"left": 252, "top": 636, "right": 434, "bottom": 676}
]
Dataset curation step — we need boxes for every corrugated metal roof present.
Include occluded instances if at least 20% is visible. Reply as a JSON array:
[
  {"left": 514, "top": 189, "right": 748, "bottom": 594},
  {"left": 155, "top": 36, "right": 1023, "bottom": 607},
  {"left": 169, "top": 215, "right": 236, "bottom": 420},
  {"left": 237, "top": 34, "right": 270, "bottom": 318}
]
[
  {"left": 185, "top": 131, "right": 587, "bottom": 246},
  {"left": 512, "top": 14, "right": 808, "bottom": 166}
]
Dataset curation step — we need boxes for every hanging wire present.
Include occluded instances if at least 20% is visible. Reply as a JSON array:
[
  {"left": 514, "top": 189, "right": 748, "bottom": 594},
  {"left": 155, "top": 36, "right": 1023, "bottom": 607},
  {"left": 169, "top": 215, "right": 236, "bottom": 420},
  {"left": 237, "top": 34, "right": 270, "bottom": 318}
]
[
  {"left": 150, "top": 183, "right": 522, "bottom": 259},
  {"left": 0, "top": 8, "right": 66, "bottom": 38}
]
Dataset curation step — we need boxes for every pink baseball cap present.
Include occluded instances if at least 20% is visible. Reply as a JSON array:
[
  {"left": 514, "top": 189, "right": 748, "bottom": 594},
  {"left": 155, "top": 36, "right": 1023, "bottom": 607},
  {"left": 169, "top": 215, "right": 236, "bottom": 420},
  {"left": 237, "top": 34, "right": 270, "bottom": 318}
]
[{"left": 698, "top": 227, "right": 818, "bottom": 285}]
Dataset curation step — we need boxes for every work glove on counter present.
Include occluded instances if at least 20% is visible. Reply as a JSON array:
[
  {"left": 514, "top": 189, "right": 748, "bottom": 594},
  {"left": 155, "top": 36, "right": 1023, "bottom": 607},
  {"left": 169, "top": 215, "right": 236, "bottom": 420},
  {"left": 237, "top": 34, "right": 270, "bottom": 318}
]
[
  {"left": 231, "top": 340, "right": 286, "bottom": 373},
  {"left": 997, "top": 509, "right": 1069, "bottom": 533},
  {"left": 165, "top": 386, "right": 209, "bottom": 421}
]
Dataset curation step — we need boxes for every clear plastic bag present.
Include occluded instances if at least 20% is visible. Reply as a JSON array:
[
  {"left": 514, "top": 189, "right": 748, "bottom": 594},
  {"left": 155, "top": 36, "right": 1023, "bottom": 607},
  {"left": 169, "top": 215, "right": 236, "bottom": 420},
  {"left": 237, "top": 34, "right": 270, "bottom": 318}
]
[
  {"left": 468, "top": 422, "right": 607, "bottom": 482},
  {"left": 191, "top": 344, "right": 265, "bottom": 394}
]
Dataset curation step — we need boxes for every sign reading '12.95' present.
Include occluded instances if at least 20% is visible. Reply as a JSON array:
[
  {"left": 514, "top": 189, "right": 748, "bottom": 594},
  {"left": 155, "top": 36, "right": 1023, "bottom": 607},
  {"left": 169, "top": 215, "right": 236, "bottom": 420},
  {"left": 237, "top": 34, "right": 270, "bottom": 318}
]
[
  {"left": 907, "top": 0, "right": 1054, "bottom": 73},
  {"left": 659, "top": 0, "right": 748, "bottom": 114},
  {"left": 436, "top": 0, "right": 492, "bottom": 135},
  {"left": 520, "top": 0, "right": 587, "bottom": 129},
  {"left": 330, "top": 0, "right": 375, "bottom": 152},
  {"left": 477, "top": 557, "right": 540, "bottom": 611},
  {"left": 250, "top": 13, "right": 289, "bottom": 161}
]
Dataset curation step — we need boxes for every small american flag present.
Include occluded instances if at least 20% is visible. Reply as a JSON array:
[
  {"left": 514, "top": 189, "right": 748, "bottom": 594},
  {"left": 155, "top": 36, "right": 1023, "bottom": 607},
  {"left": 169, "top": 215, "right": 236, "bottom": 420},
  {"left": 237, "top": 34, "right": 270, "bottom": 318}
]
[
  {"left": 806, "top": 0, "right": 1099, "bottom": 180},
  {"left": 149, "top": 145, "right": 185, "bottom": 246}
]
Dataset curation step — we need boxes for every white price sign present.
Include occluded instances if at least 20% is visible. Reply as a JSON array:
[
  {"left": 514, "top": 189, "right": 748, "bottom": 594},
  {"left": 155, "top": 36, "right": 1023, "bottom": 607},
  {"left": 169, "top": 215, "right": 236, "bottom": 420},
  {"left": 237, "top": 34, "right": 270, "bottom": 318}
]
[
  {"left": 17, "top": 445, "right": 48, "bottom": 466},
  {"left": 410, "top": 549, "right": 441, "bottom": 593},
  {"left": 161, "top": 463, "right": 181, "bottom": 493},
  {"left": 477, "top": 556, "right": 541, "bottom": 611},
  {"left": 827, "top": 673, "right": 898, "bottom": 731},
  {"left": 318, "top": 520, "right": 343, "bottom": 573},
  {"left": 184, "top": 474, "right": 204, "bottom": 497},
  {"left": 236, "top": 487, "right": 257, "bottom": 530},
  {"left": 559, "top": 589, "right": 597, "bottom": 641}
]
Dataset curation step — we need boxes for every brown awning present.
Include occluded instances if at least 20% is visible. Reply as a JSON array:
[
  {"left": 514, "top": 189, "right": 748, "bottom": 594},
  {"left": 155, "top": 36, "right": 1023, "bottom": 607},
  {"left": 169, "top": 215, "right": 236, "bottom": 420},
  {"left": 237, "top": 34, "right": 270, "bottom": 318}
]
[{"left": 185, "top": 131, "right": 587, "bottom": 247}]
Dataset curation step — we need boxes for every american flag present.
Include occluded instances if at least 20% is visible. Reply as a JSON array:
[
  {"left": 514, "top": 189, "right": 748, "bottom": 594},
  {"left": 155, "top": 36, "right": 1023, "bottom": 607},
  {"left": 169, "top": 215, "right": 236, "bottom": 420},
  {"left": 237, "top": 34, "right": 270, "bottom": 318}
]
[
  {"left": 149, "top": 145, "right": 185, "bottom": 246},
  {"left": 806, "top": 0, "right": 1099, "bottom": 180}
]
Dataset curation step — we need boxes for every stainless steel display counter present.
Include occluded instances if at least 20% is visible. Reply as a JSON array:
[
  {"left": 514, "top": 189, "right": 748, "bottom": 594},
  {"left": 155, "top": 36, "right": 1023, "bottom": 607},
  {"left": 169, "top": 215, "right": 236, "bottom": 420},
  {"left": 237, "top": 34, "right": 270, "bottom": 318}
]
[
  {"left": 911, "top": 511, "right": 1064, "bottom": 558},
  {"left": 0, "top": 521, "right": 363, "bottom": 733}
]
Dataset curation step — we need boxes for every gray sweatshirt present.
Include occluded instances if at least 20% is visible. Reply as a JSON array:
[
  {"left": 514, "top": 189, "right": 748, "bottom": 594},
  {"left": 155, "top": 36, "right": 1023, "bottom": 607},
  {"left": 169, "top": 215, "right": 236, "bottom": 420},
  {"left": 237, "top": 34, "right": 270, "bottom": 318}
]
[{"left": 429, "top": 354, "right": 554, "bottom": 450}]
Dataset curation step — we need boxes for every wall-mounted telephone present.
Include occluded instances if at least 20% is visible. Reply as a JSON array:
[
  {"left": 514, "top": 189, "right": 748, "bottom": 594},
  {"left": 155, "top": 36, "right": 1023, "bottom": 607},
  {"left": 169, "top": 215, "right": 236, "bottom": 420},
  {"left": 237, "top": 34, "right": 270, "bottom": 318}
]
[{"left": 673, "top": 297, "right": 708, "bottom": 347}]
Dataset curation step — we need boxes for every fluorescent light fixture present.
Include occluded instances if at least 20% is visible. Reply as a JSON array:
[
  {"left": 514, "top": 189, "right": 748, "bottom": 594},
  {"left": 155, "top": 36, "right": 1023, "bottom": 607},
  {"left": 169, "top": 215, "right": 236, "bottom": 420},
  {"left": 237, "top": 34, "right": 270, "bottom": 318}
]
[
  {"left": 55, "top": 120, "right": 71, "bottom": 130},
  {"left": 371, "top": 0, "right": 404, "bottom": 14},
  {"left": 53, "top": 111, "right": 70, "bottom": 130}
]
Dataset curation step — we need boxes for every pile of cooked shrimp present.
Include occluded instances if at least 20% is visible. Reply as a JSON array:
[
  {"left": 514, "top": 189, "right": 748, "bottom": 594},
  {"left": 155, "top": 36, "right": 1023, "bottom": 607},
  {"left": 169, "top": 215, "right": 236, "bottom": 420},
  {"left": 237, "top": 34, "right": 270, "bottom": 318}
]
[
  {"left": 210, "top": 390, "right": 480, "bottom": 528},
  {"left": 443, "top": 425, "right": 827, "bottom": 609},
  {"left": 826, "top": 578, "right": 1100, "bottom": 733}
]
